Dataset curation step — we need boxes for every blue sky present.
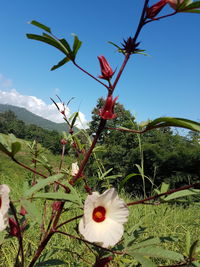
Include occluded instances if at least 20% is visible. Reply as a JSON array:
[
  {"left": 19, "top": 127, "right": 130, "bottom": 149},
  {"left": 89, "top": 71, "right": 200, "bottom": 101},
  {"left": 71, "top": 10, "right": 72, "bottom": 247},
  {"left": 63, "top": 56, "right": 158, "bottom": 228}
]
[{"left": 0, "top": 0, "right": 200, "bottom": 127}]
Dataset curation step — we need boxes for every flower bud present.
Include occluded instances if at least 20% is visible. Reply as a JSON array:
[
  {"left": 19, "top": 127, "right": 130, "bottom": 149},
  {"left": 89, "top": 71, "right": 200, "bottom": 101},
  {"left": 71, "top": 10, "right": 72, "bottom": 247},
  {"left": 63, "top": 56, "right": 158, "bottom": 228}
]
[
  {"left": 99, "top": 96, "right": 118, "bottom": 120},
  {"left": 20, "top": 206, "right": 27, "bottom": 216},
  {"left": 98, "top": 56, "right": 114, "bottom": 81},
  {"left": 60, "top": 138, "right": 67, "bottom": 145},
  {"left": 9, "top": 218, "right": 19, "bottom": 237},
  {"left": 146, "top": 0, "right": 167, "bottom": 19}
]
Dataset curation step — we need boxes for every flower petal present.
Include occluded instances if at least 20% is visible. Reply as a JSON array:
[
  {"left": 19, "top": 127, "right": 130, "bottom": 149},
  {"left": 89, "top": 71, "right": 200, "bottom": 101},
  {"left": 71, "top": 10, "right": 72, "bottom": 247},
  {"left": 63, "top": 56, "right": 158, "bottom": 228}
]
[
  {"left": 0, "top": 184, "right": 10, "bottom": 216},
  {"left": 79, "top": 217, "right": 124, "bottom": 248}
]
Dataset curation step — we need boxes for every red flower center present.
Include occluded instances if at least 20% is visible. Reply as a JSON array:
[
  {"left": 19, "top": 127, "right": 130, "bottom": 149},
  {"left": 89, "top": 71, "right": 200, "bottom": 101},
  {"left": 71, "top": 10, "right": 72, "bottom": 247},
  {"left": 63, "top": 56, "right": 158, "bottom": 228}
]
[
  {"left": 92, "top": 206, "right": 106, "bottom": 223},
  {"left": 0, "top": 197, "right": 2, "bottom": 208}
]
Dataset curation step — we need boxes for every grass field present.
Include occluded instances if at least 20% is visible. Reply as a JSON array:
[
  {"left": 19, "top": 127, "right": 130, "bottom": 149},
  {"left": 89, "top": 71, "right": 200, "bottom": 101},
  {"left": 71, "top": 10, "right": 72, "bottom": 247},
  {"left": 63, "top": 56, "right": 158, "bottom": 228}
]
[{"left": 0, "top": 137, "right": 200, "bottom": 266}]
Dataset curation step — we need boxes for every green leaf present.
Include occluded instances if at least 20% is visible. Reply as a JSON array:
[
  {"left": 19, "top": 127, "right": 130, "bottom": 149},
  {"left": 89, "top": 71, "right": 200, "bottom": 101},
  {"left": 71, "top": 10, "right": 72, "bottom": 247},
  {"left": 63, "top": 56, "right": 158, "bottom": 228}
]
[
  {"left": 189, "top": 240, "right": 199, "bottom": 259},
  {"left": 11, "top": 141, "right": 21, "bottom": 156},
  {"left": 35, "top": 259, "right": 66, "bottom": 266},
  {"left": 133, "top": 254, "right": 157, "bottom": 267},
  {"left": 29, "top": 20, "right": 51, "bottom": 33},
  {"left": 180, "top": 0, "right": 200, "bottom": 10},
  {"left": 128, "top": 246, "right": 184, "bottom": 261},
  {"left": 119, "top": 173, "right": 139, "bottom": 192},
  {"left": 0, "top": 133, "right": 21, "bottom": 157},
  {"left": 130, "top": 237, "right": 161, "bottom": 250},
  {"left": 51, "top": 57, "right": 70, "bottom": 71},
  {"left": 26, "top": 34, "right": 67, "bottom": 55},
  {"left": 72, "top": 34, "right": 82, "bottom": 58},
  {"left": 33, "top": 192, "right": 79, "bottom": 204},
  {"left": 146, "top": 117, "right": 200, "bottom": 132},
  {"left": 185, "top": 230, "right": 191, "bottom": 256},
  {"left": 20, "top": 199, "right": 42, "bottom": 224},
  {"left": 164, "top": 189, "right": 200, "bottom": 201},
  {"left": 25, "top": 174, "right": 64, "bottom": 197},
  {"left": 70, "top": 112, "right": 79, "bottom": 128}
]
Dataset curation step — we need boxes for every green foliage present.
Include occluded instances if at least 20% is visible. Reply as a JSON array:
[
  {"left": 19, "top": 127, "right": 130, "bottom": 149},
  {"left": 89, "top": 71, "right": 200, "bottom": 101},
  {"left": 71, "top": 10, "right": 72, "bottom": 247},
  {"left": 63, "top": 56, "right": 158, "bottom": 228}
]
[
  {"left": 26, "top": 20, "right": 82, "bottom": 70},
  {"left": 0, "top": 110, "right": 62, "bottom": 154}
]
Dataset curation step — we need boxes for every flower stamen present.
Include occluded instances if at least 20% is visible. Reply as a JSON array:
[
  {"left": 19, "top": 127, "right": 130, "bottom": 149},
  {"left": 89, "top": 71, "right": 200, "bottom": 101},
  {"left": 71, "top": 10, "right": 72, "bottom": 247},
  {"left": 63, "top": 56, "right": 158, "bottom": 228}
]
[{"left": 92, "top": 206, "right": 106, "bottom": 223}]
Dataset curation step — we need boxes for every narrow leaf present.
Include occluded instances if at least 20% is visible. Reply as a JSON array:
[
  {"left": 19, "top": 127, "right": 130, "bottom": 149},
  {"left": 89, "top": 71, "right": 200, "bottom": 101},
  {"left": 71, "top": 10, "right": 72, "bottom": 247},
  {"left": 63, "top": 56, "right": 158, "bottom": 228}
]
[
  {"left": 129, "top": 246, "right": 184, "bottom": 261},
  {"left": 25, "top": 174, "right": 64, "bottom": 196},
  {"left": 26, "top": 34, "right": 67, "bottom": 55},
  {"left": 51, "top": 57, "right": 70, "bottom": 71},
  {"left": 33, "top": 192, "right": 79, "bottom": 204},
  {"left": 72, "top": 34, "right": 82, "bottom": 58},
  {"left": 164, "top": 189, "right": 200, "bottom": 201},
  {"left": 133, "top": 254, "right": 157, "bottom": 267},
  {"left": 130, "top": 237, "right": 161, "bottom": 250},
  {"left": 29, "top": 20, "right": 51, "bottom": 33},
  {"left": 21, "top": 199, "right": 42, "bottom": 224},
  {"left": 146, "top": 117, "right": 200, "bottom": 132}
]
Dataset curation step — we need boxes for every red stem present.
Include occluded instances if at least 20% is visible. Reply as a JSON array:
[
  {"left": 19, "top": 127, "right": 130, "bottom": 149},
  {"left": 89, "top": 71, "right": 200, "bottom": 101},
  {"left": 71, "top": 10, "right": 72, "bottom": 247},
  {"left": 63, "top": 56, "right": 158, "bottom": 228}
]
[
  {"left": 73, "top": 61, "right": 109, "bottom": 89},
  {"left": 10, "top": 201, "right": 25, "bottom": 267}
]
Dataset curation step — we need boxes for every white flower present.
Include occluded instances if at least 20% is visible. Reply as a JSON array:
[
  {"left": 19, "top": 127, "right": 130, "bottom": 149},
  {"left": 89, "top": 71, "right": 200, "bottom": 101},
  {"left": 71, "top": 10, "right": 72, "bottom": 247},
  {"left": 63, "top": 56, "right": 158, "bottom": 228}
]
[
  {"left": 79, "top": 188, "right": 129, "bottom": 248},
  {"left": 0, "top": 184, "right": 10, "bottom": 231},
  {"left": 71, "top": 162, "right": 79, "bottom": 176}
]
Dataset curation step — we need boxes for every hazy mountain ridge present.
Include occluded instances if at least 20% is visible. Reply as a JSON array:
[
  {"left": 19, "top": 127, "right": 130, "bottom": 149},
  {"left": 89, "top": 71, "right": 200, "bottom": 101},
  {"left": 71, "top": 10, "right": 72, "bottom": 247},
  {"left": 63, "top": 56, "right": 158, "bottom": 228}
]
[{"left": 0, "top": 104, "right": 69, "bottom": 132}]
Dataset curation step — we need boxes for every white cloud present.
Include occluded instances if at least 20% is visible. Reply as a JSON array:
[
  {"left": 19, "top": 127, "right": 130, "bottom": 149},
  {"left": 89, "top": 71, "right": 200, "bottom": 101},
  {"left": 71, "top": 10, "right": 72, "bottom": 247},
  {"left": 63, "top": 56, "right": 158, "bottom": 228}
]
[{"left": 0, "top": 89, "right": 88, "bottom": 129}]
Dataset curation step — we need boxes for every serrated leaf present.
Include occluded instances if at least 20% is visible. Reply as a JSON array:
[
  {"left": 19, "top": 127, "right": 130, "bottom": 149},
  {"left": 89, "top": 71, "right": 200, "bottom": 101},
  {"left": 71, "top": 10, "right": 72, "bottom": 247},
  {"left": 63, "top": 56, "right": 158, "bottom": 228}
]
[
  {"left": 146, "top": 117, "right": 200, "bottom": 132},
  {"left": 29, "top": 20, "right": 51, "bottom": 33},
  {"left": 21, "top": 199, "right": 42, "bottom": 224},
  {"left": 164, "top": 189, "right": 200, "bottom": 201},
  {"left": 51, "top": 57, "right": 70, "bottom": 71},
  {"left": 25, "top": 174, "right": 64, "bottom": 197},
  {"left": 133, "top": 254, "right": 157, "bottom": 267},
  {"left": 128, "top": 246, "right": 184, "bottom": 261}
]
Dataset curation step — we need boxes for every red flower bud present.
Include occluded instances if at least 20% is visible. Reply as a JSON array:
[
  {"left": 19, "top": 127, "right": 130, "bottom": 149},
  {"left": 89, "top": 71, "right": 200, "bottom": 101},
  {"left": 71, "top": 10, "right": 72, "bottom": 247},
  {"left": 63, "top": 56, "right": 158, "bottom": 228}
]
[
  {"left": 52, "top": 201, "right": 62, "bottom": 212},
  {"left": 9, "top": 218, "right": 19, "bottom": 237},
  {"left": 146, "top": 0, "right": 167, "bottom": 19},
  {"left": 98, "top": 56, "right": 114, "bottom": 81},
  {"left": 60, "top": 138, "right": 67, "bottom": 145},
  {"left": 20, "top": 206, "right": 27, "bottom": 216},
  {"left": 95, "top": 256, "right": 113, "bottom": 267},
  {"left": 99, "top": 96, "right": 118, "bottom": 120}
]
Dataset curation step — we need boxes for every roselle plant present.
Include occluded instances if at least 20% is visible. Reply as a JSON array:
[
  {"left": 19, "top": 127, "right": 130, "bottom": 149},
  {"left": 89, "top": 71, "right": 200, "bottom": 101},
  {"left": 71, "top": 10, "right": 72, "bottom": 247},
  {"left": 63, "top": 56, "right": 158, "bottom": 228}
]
[{"left": 1, "top": 0, "right": 200, "bottom": 266}]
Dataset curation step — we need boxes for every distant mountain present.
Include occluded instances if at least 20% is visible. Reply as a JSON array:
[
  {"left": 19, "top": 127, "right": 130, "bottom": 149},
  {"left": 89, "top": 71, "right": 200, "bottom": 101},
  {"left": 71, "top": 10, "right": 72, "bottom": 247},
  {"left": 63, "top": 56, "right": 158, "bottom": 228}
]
[{"left": 0, "top": 104, "right": 70, "bottom": 132}]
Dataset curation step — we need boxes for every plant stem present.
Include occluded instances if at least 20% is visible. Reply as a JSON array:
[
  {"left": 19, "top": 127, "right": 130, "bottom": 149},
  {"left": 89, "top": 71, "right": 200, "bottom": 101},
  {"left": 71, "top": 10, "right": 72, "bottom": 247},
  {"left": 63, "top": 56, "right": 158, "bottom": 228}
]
[
  {"left": 127, "top": 181, "right": 200, "bottom": 206},
  {"left": 73, "top": 61, "right": 109, "bottom": 89},
  {"left": 69, "top": 119, "right": 106, "bottom": 185},
  {"left": 28, "top": 231, "right": 54, "bottom": 267},
  {"left": 10, "top": 201, "right": 25, "bottom": 267}
]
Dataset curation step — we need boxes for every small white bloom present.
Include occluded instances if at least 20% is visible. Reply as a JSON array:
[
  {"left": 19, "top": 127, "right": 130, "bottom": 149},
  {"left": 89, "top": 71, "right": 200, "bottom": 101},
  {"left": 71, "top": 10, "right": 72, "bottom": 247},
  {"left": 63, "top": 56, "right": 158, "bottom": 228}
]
[
  {"left": 0, "top": 184, "right": 10, "bottom": 231},
  {"left": 71, "top": 162, "right": 79, "bottom": 176},
  {"left": 79, "top": 188, "right": 129, "bottom": 248}
]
